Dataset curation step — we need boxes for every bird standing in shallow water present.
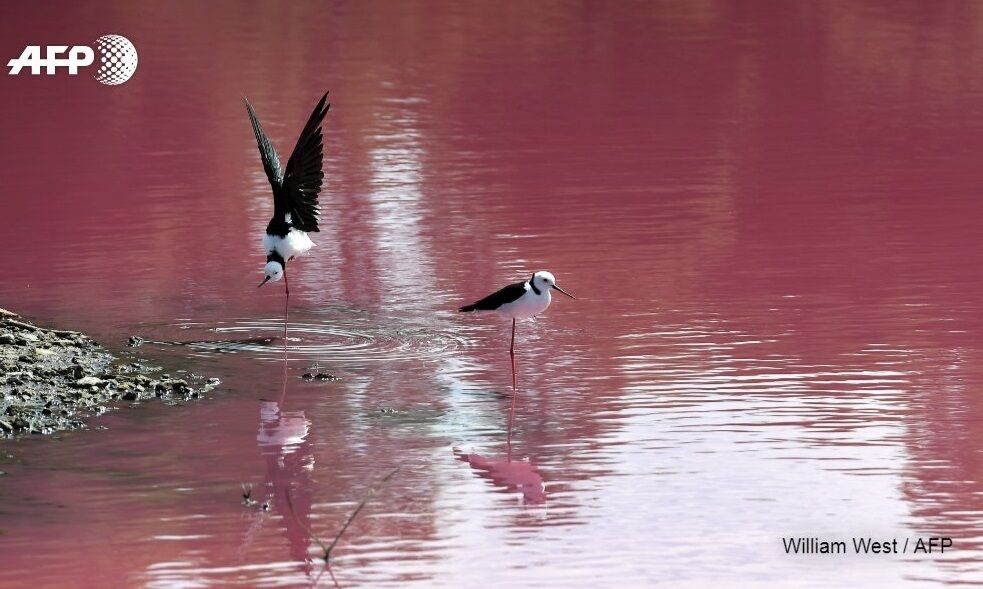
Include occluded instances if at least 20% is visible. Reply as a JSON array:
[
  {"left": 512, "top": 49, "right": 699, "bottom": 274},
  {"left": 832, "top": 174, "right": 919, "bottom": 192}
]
[
  {"left": 245, "top": 92, "right": 330, "bottom": 343},
  {"left": 460, "top": 270, "right": 575, "bottom": 417}
]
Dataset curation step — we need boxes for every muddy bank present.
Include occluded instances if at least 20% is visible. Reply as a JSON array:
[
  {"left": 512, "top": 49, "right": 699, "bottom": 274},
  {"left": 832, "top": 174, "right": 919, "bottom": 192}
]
[{"left": 0, "top": 308, "right": 218, "bottom": 438}]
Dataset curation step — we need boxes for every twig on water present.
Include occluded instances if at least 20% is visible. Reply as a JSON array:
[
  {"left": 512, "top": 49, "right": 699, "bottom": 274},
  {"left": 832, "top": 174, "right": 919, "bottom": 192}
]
[
  {"left": 285, "top": 466, "right": 400, "bottom": 563},
  {"left": 3, "top": 316, "right": 83, "bottom": 338}
]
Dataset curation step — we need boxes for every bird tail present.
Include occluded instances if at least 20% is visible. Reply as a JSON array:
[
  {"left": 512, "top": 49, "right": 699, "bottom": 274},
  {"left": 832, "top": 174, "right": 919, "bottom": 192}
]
[{"left": 458, "top": 304, "right": 477, "bottom": 312}]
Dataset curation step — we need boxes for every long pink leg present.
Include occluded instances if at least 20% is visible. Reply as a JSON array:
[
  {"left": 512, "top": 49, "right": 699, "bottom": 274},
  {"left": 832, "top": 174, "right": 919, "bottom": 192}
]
[
  {"left": 509, "top": 318, "right": 517, "bottom": 392},
  {"left": 507, "top": 318, "right": 517, "bottom": 440},
  {"left": 280, "top": 269, "right": 289, "bottom": 405},
  {"left": 283, "top": 268, "right": 290, "bottom": 343}
]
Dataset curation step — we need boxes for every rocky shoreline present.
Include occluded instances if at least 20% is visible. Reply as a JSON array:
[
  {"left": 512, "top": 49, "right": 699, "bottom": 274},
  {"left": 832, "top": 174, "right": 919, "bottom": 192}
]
[{"left": 0, "top": 308, "right": 218, "bottom": 438}]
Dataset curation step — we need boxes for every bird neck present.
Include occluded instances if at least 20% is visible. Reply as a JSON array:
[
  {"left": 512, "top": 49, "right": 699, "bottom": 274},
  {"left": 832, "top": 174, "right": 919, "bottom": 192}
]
[
  {"left": 267, "top": 251, "right": 286, "bottom": 266},
  {"left": 266, "top": 217, "right": 292, "bottom": 238}
]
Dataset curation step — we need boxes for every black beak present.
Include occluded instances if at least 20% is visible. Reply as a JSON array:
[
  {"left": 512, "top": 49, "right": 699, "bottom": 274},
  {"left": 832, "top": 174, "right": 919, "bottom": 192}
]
[
  {"left": 258, "top": 276, "right": 271, "bottom": 288},
  {"left": 552, "top": 284, "right": 576, "bottom": 299}
]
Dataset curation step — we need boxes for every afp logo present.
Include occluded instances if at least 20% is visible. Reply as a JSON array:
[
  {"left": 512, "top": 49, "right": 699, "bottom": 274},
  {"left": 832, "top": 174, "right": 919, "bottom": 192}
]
[{"left": 7, "top": 34, "right": 138, "bottom": 85}]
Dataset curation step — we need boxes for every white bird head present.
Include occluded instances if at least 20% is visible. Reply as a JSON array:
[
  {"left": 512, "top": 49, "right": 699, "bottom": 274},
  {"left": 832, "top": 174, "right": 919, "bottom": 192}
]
[
  {"left": 258, "top": 260, "right": 284, "bottom": 287},
  {"left": 532, "top": 270, "right": 575, "bottom": 299}
]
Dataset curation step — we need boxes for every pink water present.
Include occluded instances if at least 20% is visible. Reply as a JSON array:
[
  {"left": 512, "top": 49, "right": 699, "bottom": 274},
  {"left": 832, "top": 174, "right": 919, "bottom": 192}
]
[{"left": 2, "top": 1, "right": 983, "bottom": 587}]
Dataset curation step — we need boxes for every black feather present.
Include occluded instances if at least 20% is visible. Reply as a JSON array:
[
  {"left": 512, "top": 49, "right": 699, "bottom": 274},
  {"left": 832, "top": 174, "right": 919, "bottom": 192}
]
[
  {"left": 281, "top": 93, "right": 330, "bottom": 232},
  {"left": 245, "top": 93, "right": 330, "bottom": 235},
  {"left": 459, "top": 281, "right": 528, "bottom": 312},
  {"left": 244, "top": 97, "right": 284, "bottom": 189}
]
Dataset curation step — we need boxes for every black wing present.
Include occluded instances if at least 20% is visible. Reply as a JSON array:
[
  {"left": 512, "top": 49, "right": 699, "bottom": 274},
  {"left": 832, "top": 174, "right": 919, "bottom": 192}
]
[
  {"left": 280, "top": 93, "right": 330, "bottom": 232},
  {"left": 244, "top": 97, "right": 284, "bottom": 190},
  {"left": 459, "top": 281, "right": 527, "bottom": 312}
]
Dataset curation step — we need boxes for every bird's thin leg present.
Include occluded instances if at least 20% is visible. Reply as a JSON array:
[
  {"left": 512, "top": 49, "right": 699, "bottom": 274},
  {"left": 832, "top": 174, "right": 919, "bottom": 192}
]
[
  {"left": 282, "top": 269, "right": 290, "bottom": 404},
  {"left": 279, "top": 279, "right": 288, "bottom": 407},
  {"left": 278, "top": 371, "right": 288, "bottom": 406},
  {"left": 509, "top": 318, "right": 517, "bottom": 391},
  {"left": 507, "top": 319, "right": 517, "bottom": 440},
  {"left": 283, "top": 269, "right": 290, "bottom": 344}
]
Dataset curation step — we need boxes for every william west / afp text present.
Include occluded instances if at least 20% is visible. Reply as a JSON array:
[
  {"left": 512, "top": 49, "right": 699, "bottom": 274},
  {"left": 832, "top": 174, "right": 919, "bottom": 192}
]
[{"left": 783, "top": 537, "right": 953, "bottom": 556}]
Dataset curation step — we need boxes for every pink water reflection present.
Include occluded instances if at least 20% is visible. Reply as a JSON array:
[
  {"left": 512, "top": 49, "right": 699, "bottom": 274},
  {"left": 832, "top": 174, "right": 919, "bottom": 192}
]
[
  {"left": 455, "top": 448, "right": 546, "bottom": 506},
  {"left": 256, "top": 400, "right": 316, "bottom": 568}
]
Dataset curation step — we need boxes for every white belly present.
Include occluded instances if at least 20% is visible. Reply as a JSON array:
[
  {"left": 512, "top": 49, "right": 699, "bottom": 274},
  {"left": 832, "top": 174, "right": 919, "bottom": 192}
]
[
  {"left": 497, "top": 290, "right": 551, "bottom": 320},
  {"left": 263, "top": 229, "right": 315, "bottom": 260}
]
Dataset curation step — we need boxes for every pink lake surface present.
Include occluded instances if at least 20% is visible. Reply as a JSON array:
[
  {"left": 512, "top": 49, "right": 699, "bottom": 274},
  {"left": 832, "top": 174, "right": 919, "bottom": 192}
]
[{"left": 2, "top": 1, "right": 983, "bottom": 587}]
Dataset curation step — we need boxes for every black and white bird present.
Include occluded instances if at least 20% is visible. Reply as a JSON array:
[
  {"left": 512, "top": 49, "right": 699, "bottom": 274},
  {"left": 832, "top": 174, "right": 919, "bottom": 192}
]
[
  {"left": 460, "top": 271, "right": 575, "bottom": 391},
  {"left": 244, "top": 93, "right": 329, "bottom": 337}
]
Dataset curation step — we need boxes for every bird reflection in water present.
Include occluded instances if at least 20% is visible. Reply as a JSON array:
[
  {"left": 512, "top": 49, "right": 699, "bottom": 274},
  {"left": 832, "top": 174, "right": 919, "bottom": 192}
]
[
  {"left": 456, "top": 448, "right": 546, "bottom": 505},
  {"left": 455, "top": 424, "right": 546, "bottom": 505},
  {"left": 255, "top": 398, "right": 339, "bottom": 585},
  {"left": 235, "top": 342, "right": 342, "bottom": 588},
  {"left": 455, "top": 349, "right": 546, "bottom": 504}
]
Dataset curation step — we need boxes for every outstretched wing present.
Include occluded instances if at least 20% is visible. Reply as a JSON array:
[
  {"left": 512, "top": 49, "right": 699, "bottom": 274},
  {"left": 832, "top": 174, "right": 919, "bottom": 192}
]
[
  {"left": 244, "top": 97, "right": 284, "bottom": 190},
  {"left": 281, "top": 92, "right": 330, "bottom": 232}
]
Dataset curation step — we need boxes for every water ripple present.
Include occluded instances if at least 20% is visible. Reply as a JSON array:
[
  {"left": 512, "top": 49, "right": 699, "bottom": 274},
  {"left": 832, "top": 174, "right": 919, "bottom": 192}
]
[{"left": 164, "top": 317, "right": 472, "bottom": 363}]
